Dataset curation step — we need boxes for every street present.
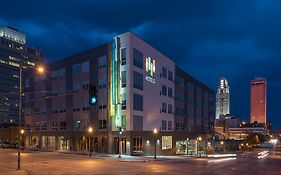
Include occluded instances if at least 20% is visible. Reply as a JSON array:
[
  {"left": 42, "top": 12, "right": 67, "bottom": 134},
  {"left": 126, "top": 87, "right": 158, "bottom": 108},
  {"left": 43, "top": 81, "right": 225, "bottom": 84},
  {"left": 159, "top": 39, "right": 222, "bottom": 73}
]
[{"left": 0, "top": 148, "right": 281, "bottom": 175}]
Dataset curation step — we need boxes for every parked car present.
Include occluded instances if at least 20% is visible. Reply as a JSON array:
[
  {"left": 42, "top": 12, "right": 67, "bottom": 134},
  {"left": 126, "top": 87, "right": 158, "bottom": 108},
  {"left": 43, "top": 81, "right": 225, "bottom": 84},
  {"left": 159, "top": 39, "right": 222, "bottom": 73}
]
[{"left": 0, "top": 141, "right": 10, "bottom": 149}]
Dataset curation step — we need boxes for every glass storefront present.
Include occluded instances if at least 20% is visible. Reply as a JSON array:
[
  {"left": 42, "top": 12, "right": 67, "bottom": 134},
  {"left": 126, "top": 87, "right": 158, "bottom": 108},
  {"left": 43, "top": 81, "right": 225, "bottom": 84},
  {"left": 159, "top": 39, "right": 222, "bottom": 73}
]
[
  {"left": 58, "top": 136, "right": 69, "bottom": 150},
  {"left": 176, "top": 139, "right": 198, "bottom": 155}
]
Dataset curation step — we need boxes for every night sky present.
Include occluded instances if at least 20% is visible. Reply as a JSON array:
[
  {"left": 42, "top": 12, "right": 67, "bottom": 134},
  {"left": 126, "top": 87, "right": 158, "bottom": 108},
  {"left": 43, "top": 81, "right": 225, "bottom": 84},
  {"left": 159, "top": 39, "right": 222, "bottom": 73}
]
[{"left": 1, "top": 0, "right": 280, "bottom": 129}]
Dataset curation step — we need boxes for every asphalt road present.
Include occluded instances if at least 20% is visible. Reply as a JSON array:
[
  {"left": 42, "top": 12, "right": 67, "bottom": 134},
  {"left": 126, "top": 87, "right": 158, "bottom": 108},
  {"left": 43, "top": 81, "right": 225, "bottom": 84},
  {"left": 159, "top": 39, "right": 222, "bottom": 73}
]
[{"left": 0, "top": 147, "right": 280, "bottom": 175}]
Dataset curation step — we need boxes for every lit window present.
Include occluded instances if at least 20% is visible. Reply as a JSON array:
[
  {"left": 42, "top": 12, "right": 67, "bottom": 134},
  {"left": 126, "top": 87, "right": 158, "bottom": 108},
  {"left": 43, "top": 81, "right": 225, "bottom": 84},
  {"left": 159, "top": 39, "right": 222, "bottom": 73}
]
[{"left": 162, "top": 136, "right": 172, "bottom": 150}]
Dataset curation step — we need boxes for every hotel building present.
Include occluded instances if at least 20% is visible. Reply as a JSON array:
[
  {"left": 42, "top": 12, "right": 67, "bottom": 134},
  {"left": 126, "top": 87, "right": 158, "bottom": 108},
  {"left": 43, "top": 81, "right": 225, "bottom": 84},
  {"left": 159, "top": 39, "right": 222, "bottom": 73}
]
[{"left": 24, "top": 32, "right": 214, "bottom": 155}]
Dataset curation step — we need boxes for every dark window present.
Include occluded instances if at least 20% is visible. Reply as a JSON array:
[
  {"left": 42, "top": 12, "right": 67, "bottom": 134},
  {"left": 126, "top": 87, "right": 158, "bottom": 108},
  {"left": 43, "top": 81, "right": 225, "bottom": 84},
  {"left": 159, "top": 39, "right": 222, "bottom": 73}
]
[
  {"left": 168, "top": 121, "right": 173, "bottom": 130},
  {"left": 162, "top": 85, "right": 167, "bottom": 96},
  {"left": 133, "top": 93, "right": 143, "bottom": 111},
  {"left": 162, "top": 120, "right": 167, "bottom": 130},
  {"left": 133, "top": 137, "right": 143, "bottom": 153},
  {"left": 175, "top": 123, "right": 180, "bottom": 130},
  {"left": 35, "top": 123, "right": 40, "bottom": 130},
  {"left": 121, "top": 71, "right": 126, "bottom": 87},
  {"left": 60, "top": 121, "right": 66, "bottom": 130},
  {"left": 25, "top": 124, "right": 30, "bottom": 131},
  {"left": 99, "top": 119, "right": 107, "bottom": 130},
  {"left": 82, "top": 81, "right": 89, "bottom": 90},
  {"left": 133, "top": 71, "right": 143, "bottom": 90},
  {"left": 168, "top": 104, "right": 172, "bottom": 114},
  {"left": 74, "top": 121, "right": 80, "bottom": 130},
  {"left": 121, "top": 48, "right": 126, "bottom": 65},
  {"left": 162, "top": 67, "right": 167, "bottom": 78},
  {"left": 133, "top": 115, "right": 143, "bottom": 131},
  {"left": 168, "top": 87, "right": 173, "bottom": 97},
  {"left": 133, "top": 48, "right": 143, "bottom": 69},
  {"left": 121, "top": 93, "right": 126, "bottom": 110},
  {"left": 82, "top": 61, "right": 89, "bottom": 73},
  {"left": 121, "top": 115, "right": 126, "bottom": 128},
  {"left": 41, "top": 122, "right": 47, "bottom": 130},
  {"left": 168, "top": 71, "right": 173, "bottom": 81},
  {"left": 52, "top": 122, "right": 58, "bottom": 131},
  {"left": 72, "top": 63, "right": 80, "bottom": 76},
  {"left": 162, "top": 103, "right": 167, "bottom": 113}
]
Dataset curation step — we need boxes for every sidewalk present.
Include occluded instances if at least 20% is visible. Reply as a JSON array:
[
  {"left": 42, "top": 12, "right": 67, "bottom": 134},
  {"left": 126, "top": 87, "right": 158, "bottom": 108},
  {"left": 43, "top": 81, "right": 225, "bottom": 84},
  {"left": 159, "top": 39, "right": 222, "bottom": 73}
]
[
  {"left": 0, "top": 169, "right": 28, "bottom": 175},
  {"left": 55, "top": 150, "right": 182, "bottom": 161}
]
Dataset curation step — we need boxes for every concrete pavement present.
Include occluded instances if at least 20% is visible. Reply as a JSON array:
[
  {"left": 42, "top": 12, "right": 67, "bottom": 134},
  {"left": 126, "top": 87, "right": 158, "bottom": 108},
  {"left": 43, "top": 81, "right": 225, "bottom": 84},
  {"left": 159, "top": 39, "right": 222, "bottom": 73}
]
[{"left": 0, "top": 148, "right": 280, "bottom": 175}]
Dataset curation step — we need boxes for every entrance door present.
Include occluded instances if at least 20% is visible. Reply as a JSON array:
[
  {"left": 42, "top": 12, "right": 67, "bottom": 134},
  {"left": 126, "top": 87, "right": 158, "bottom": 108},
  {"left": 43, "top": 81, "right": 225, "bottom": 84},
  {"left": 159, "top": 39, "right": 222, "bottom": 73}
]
[
  {"left": 120, "top": 138, "right": 126, "bottom": 155},
  {"left": 114, "top": 137, "right": 126, "bottom": 154}
]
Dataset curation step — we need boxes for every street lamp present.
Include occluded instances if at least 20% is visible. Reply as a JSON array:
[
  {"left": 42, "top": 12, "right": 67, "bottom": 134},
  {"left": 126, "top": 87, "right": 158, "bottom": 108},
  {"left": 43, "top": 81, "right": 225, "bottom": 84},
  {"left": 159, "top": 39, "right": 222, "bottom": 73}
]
[
  {"left": 220, "top": 141, "right": 224, "bottom": 153},
  {"left": 118, "top": 127, "right": 124, "bottom": 158},
  {"left": 197, "top": 137, "right": 202, "bottom": 156},
  {"left": 17, "top": 63, "right": 45, "bottom": 170},
  {"left": 153, "top": 128, "right": 158, "bottom": 159},
  {"left": 88, "top": 126, "right": 93, "bottom": 156},
  {"left": 20, "top": 129, "right": 24, "bottom": 135},
  {"left": 36, "top": 66, "right": 45, "bottom": 74}
]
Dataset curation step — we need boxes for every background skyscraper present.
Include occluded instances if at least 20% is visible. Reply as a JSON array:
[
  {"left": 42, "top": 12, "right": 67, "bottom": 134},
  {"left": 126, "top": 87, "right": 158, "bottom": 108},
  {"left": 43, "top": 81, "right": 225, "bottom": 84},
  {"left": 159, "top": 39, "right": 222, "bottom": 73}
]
[
  {"left": 216, "top": 77, "right": 230, "bottom": 119},
  {"left": 250, "top": 78, "right": 267, "bottom": 125},
  {"left": 0, "top": 26, "right": 42, "bottom": 127}
]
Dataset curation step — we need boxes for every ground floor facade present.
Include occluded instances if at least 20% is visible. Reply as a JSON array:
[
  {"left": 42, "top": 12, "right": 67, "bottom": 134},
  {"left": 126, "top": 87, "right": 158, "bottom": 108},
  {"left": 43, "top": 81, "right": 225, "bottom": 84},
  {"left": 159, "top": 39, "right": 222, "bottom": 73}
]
[{"left": 24, "top": 131, "right": 213, "bottom": 156}]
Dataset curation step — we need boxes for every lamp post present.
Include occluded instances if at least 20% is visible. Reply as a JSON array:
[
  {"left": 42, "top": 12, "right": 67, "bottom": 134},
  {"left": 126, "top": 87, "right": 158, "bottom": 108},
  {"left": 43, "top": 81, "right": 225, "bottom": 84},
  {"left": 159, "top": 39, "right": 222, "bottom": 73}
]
[
  {"left": 17, "top": 63, "right": 45, "bottom": 170},
  {"left": 220, "top": 141, "right": 224, "bottom": 153},
  {"left": 118, "top": 127, "right": 123, "bottom": 158},
  {"left": 20, "top": 129, "right": 24, "bottom": 150},
  {"left": 88, "top": 126, "right": 93, "bottom": 156},
  {"left": 197, "top": 137, "right": 202, "bottom": 156},
  {"left": 153, "top": 128, "right": 158, "bottom": 159}
]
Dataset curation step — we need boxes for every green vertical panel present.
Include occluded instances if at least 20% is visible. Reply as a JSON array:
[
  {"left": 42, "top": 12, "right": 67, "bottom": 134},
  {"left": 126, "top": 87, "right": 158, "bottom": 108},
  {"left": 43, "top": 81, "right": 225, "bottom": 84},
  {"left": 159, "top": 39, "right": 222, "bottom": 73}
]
[{"left": 121, "top": 115, "right": 126, "bottom": 129}]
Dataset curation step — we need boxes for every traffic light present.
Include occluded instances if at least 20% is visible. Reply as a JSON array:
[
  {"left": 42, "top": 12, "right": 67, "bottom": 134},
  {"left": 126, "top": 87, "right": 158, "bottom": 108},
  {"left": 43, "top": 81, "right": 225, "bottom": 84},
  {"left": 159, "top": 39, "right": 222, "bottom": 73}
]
[
  {"left": 89, "top": 84, "right": 97, "bottom": 105},
  {"left": 118, "top": 127, "right": 124, "bottom": 136}
]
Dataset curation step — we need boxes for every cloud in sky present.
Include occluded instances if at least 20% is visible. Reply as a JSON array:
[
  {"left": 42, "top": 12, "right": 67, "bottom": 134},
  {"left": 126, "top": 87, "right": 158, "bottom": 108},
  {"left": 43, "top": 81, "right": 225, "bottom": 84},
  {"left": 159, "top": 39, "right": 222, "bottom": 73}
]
[{"left": 1, "top": 0, "right": 281, "bottom": 128}]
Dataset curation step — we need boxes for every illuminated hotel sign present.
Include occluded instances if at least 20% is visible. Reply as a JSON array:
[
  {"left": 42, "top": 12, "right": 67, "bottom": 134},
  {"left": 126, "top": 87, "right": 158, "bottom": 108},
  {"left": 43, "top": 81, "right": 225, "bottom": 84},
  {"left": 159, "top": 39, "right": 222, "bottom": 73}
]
[{"left": 145, "top": 56, "right": 156, "bottom": 84}]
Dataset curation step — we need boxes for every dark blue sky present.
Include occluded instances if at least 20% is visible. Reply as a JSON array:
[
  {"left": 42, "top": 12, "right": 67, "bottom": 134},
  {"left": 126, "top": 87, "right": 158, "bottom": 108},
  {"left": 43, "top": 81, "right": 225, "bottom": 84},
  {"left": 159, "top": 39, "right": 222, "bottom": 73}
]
[{"left": 1, "top": 0, "right": 280, "bottom": 129}]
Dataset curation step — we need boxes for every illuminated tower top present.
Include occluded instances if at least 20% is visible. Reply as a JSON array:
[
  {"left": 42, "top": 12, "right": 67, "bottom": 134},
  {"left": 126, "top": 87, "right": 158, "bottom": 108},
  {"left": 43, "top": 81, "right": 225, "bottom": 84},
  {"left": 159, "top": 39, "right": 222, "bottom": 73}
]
[
  {"left": 216, "top": 77, "right": 230, "bottom": 119},
  {"left": 0, "top": 26, "right": 26, "bottom": 44}
]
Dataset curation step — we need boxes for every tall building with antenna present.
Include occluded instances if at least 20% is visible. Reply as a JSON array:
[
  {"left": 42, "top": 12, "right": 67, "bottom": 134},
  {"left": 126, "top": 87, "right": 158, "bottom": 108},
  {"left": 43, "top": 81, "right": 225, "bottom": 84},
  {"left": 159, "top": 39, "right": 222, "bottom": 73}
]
[{"left": 216, "top": 77, "right": 230, "bottom": 119}]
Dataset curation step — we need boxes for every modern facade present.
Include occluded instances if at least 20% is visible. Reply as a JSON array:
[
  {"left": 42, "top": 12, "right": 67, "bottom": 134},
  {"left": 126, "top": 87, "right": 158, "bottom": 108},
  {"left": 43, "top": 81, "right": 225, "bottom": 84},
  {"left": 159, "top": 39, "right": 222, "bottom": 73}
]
[
  {"left": 0, "top": 26, "right": 43, "bottom": 127},
  {"left": 24, "top": 32, "right": 215, "bottom": 155},
  {"left": 215, "top": 77, "right": 230, "bottom": 119},
  {"left": 174, "top": 68, "right": 215, "bottom": 133},
  {"left": 250, "top": 78, "right": 266, "bottom": 125}
]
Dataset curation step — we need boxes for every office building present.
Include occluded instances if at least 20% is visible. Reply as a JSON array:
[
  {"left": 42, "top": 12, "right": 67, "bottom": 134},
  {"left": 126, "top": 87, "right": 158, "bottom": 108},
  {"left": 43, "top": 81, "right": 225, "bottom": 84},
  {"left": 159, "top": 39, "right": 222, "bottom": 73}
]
[
  {"left": 24, "top": 32, "right": 215, "bottom": 155},
  {"left": 250, "top": 78, "right": 266, "bottom": 125},
  {"left": 215, "top": 77, "right": 230, "bottom": 119},
  {"left": 0, "top": 26, "right": 43, "bottom": 127}
]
